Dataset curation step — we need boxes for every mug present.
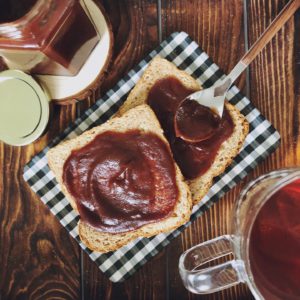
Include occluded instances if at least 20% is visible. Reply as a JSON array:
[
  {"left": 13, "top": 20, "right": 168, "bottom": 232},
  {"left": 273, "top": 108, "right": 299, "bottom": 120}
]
[{"left": 179, "top": 168, "right": 300, "bottom": 299}]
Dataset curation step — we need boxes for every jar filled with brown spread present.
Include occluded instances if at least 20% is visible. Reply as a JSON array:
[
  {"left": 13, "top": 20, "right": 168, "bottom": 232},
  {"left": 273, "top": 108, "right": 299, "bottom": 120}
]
[{"left": 0, "top": 0, "right": 99, "bottom": 76}]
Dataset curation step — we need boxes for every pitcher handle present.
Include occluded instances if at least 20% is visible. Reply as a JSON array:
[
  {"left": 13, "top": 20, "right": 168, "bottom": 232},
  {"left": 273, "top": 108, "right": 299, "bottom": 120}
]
[{"left": 179, "top": 235, "right": 246, "bottom": 294}]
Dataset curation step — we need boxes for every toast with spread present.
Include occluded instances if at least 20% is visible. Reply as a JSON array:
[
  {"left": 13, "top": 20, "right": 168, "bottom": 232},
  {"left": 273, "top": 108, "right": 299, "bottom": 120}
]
[
  {"left": 117, "top": 56, "right": 249, "bottom": 205},
  {"left": 47, "top": 105, "right": 192, "bottom": 253}
]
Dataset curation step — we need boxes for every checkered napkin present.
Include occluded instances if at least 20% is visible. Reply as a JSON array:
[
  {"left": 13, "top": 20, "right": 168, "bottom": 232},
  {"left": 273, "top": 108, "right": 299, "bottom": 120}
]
[{"left": 23, "top": 32, "right": 280, "bottom": 282}]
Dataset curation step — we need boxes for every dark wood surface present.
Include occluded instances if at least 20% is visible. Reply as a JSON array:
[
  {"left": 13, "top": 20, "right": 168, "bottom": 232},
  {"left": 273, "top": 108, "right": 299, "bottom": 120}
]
[{"left": 0, "top": 0, "right": 299, "bottom": 299}]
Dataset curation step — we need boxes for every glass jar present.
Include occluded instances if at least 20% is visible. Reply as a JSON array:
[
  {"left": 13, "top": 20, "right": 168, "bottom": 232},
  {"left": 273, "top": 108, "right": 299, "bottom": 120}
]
[
  {"left": 0, "top": 0, "right": 100, "bottom": 76},
  {"left": 179, "top": 168, "right": 300, "bottom": 299}
]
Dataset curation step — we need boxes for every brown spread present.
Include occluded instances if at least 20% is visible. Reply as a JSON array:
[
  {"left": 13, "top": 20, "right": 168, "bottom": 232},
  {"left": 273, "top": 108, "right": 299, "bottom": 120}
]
[
  {"left": 147, "top": 77, "right": 234, "bottom": 180},
  {"left": 0, "top": 0, "right": 37, "bottom": 23},
  {"left": 63, "top": 130, "right": 179, "bottom": 233},
  {"left": 174, "top": 100, "right": 221, "bottom": 142},
  {"left": 0, "top": 0, "right": 99, "bottom": 76}
]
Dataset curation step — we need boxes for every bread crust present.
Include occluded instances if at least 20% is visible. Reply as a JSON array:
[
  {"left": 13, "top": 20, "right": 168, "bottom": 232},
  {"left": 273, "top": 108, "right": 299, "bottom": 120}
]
[
  {"left": 47, "top": 105, "right": 192, "bottom": 252},
  {"left": 118, "top": 56, "right": 249, "bottom": 205}
]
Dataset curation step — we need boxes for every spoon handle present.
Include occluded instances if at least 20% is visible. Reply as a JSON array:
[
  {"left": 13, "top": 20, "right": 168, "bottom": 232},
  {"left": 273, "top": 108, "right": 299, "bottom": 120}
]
[{"left": 241, "top": 0, "right": 299, "bottom": 66}]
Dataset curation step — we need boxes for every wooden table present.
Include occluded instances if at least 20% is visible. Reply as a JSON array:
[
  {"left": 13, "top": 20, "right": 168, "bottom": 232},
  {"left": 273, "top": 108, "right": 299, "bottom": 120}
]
[{"left": 0, "top": 0, "right": 299, "bottom": 299}]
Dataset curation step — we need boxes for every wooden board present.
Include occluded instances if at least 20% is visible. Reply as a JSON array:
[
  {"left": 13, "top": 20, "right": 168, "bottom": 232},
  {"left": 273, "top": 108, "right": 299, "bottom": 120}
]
[
  {"left": 0, "top": 105, "right": 81, "bottom": 299},
  {"left": 247, "top": 0, "right": 300, "bottom": 169},
  {"left": 0, "top": 0, "right": 299, "bottom": 299}
]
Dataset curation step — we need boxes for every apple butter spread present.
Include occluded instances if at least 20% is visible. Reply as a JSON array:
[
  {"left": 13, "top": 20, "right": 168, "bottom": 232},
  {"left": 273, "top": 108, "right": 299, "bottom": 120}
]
[
  {"left": 0, "top": 0, "right": 37, "bottom": 23},
  {"left": 63, "top": 130, "right": 179, "bottom": 233},
  {"left": 147, "top": 77, "right": 234, "bottom": 180},
  {"left": 175, "top": 100, "right": 221, "bottom": 142},
  {"left": 0, "top": 0, "right": 99, "bottom": 76}
]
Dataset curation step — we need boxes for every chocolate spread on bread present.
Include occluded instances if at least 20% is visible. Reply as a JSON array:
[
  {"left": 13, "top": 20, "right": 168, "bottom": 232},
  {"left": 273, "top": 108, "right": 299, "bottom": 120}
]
[
  {"left": 147, "top": 77, "right": 234, "bottom": 179},
  {"left": 62, "top": 130, "right": 179, "bottom": 233}
]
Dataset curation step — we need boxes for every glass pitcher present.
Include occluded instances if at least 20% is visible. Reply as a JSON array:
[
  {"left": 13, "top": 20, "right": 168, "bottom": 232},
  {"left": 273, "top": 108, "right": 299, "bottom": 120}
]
[{"left": 179, "top": 168, "right": 300, "bottom": 299}]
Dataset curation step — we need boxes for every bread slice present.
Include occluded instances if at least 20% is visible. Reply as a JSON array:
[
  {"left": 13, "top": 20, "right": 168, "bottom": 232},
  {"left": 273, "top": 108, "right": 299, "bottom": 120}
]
[
  {"left": 47, "top": 105, "right": 192, "bottom": 252},
  {"left": 117, "top": 56, "right": 249, "bottom": 205}
]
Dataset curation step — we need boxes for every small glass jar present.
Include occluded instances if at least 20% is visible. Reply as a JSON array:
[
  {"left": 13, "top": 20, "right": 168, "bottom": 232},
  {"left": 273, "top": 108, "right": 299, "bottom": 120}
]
[{"left": 0, "top": 0, "right": 100, "bottom": 76}]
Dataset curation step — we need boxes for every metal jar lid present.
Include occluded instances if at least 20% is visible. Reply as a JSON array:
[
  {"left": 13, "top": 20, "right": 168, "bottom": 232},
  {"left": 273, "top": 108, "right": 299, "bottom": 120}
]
[{"left": 0, "top": 70, "right": 50, "bottom": 146}]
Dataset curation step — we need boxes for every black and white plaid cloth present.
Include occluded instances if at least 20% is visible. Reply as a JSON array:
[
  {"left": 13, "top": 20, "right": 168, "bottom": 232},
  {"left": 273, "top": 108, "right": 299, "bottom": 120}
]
[{"left": 23, "top": 32, "right": 280, "bottom": 282}]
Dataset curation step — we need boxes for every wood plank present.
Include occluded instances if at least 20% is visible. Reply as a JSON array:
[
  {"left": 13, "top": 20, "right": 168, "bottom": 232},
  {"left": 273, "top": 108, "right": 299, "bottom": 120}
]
[
  {"left": 82, "top": 249, "right": 168, "bottom": 300},
  {"left": 161, "top": 0, "right": 255, "bottom": 299},
  {"left": 247, "top": 0, "right": 300, "bottom": 170},
  {"left": 0, "top": 102, "right": 81, "bottom": 299},
  {"left": 162, "top": 0, "right": 247, "bottom": 92},
  {"left": 80, "top": 1, "right": 169, "bottom": 299}
]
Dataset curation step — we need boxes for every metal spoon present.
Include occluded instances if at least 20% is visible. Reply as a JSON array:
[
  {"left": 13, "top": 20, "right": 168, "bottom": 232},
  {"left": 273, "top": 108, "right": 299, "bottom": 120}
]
[{"left": 175, "top": 0, "right": 299, "bottom": 143}]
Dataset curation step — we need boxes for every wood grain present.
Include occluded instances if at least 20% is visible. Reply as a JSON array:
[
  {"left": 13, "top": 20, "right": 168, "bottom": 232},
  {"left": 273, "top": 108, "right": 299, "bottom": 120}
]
[
  {"left": 241, "top": 0, "right": 299, "bottom": 65},
  {"left": 0, "top": 1, "right": 299, "bottom": 299},
  {"left": 162, "top": 0, "right": 247, "bottom": 93},
  {"left": 0, "top": 100, "right": 81, "bottom": 298},
  {"left": 247, "top": 0, "right": 300, "bottom": 170}
]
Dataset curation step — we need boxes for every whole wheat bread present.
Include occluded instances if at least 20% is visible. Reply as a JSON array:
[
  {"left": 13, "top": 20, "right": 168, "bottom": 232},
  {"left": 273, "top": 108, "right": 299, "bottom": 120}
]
[
  {"left": 47, "top": 105, "right": 192, "bottom": 253},
  {"left": 117, "top": 56, "right": 249, "bottom": 205}
]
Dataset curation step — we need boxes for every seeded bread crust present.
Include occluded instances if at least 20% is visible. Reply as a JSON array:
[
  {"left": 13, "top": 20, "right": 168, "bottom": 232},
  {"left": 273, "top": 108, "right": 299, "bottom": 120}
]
[
  {"left": 47, "top": 105, "right": 192, "bottom": 252},
  {"left": 117, "top": 56, "right": 249, "bottom": 205}
]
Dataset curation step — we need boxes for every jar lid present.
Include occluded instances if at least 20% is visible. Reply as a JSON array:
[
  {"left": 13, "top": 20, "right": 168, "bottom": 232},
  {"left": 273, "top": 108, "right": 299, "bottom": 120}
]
[{"left": 0, "top": 70, "right": 50, "bottom": 146}]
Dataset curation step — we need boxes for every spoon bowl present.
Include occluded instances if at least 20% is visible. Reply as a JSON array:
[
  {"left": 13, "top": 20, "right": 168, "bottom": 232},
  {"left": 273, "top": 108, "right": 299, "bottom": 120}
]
[
  {"left": 174, "top": 98, "right": 222, "bottom": 143},
  {"left": 173, "top": 0, "right": 299, "bottom": 143}
]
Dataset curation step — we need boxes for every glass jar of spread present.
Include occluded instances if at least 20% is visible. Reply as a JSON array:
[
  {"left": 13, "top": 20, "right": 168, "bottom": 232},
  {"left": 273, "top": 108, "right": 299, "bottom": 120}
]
[{"left": 0, "top": 0, "right": 100, "bottom": 76}]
